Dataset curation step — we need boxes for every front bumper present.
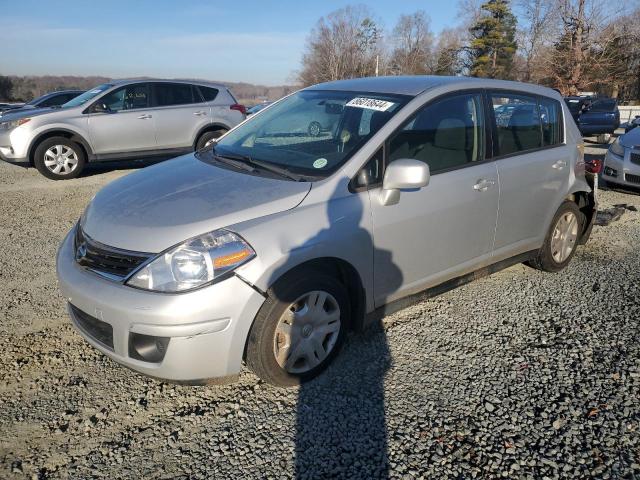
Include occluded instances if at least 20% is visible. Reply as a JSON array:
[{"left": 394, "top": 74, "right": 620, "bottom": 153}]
[
  {"left": 0, "top": 126, "right": 30, "bottom": 164},
  {"left": 56, "top": 229, "right": 266, "bottom": 382},
  {"left": 602, "top": 149, "right": 640, "bottom": 188}
]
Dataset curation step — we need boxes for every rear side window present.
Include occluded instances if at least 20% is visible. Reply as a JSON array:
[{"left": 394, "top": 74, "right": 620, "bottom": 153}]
[
  {"left": 538, "top": 97, "right": 562, "bottom": 146},
  {"left": 153, "top": 83, "right": 196, "bottom": 107},
  {"left": 198, "top": 86, "right": 219, "bottom": 102},
  {"left": 589, "top": 99, "right": 616, "bottom": 112},
  {"left": 388, "top": 93, "right": 485, "bottom": 173},
  {"left": 491, "top": 93, "right": 541, "bottom": 156}
]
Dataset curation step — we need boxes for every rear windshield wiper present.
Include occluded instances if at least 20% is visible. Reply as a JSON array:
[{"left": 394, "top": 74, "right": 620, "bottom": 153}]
[{"left": 215, "top": 151, "right": 304, "bottom": 182}]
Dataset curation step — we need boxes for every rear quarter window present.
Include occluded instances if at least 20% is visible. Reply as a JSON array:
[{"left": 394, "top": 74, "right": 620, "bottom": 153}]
[{"left": 198, "top": 86, "right": 219, "bottom": 102}]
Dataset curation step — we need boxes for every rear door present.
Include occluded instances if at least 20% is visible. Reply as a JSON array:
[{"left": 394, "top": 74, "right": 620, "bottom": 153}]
[
  {"left": 367, "top": 91, "right": 500, "bottom": 306},
  {"left": 151, "top": 83, "right": 211, "bottom": 150},
  {"left": 87, "top": 83, "right": 156, "bottom": 155},
  {"left": 490, "top": 92, "right": 569, "bottom": 259}
]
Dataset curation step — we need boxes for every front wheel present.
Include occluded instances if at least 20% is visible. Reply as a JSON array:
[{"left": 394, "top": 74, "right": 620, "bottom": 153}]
[
  {"left": 246, "top": 269, "right": 349, "bottom": 387},
  {"left": 529, "top": 201, "right": 583, "bottom": 272},
  {"left": 33, "top": 137, "right": 86, "bottom": 180}
]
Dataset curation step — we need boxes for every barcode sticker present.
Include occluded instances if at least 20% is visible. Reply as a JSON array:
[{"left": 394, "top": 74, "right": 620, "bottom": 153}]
[{"left": 346, "top": 97, "right": 395, "bottom": 112}]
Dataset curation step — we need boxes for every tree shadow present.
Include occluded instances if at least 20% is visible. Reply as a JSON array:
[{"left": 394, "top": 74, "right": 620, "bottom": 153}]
[{"left": 267, "top": 182, "right": 403, "bottom": 478}]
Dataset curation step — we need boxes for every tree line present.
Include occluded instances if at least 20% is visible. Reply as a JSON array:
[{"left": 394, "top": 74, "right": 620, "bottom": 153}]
[{"left": 299, "top": 0, "right": 640, "bottom": 101}]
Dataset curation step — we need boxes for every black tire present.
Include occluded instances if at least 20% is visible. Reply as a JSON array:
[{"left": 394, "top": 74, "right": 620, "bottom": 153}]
[
  {"left": 195, "top": 129, "right": 226, "bottom": 151},
  {"left": 529, "top": 201, "right": 583, "bottom": 273},
  {"left": 33, "top": 137, "right": 86, "bottom": 180},
  {"left": 308, "top": 121, "right": 322, "bottom": 137},
  {"left": 245, "top": 268, "right": 350, "bottom": 387}
]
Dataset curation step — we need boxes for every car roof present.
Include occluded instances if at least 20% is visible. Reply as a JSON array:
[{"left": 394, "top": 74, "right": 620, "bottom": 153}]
[
  {"left": 305, "top": 75, "right": 560, "bottom": 98},
  {"left": 110, "top": 78, "right": 228, "bottom": 89}
]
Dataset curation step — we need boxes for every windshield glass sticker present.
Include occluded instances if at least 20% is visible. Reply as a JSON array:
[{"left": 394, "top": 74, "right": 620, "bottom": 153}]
[
  {"left": 313, "top": 158, "right": 328, "bottom": 169},
  {"left": 346, "top": 97, "right": 395, "bottom": 112}
]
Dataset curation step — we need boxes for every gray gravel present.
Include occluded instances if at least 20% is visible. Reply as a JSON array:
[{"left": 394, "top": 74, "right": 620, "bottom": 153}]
[{"left": 0, "top": 144, "right": 639, "bottom": 479}]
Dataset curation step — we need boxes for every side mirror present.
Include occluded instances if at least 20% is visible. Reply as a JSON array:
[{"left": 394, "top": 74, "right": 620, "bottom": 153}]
[
  {"left": 379, "top": 159, "right": 430, "bottom": 206},
  {"left": 93, "top": 103, "right": 111, "bottom": 113}
]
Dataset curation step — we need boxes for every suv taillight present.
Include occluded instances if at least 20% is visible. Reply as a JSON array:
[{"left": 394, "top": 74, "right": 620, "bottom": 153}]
[{"left": 230, "top": 104, "right": 247, "bottom": 115}]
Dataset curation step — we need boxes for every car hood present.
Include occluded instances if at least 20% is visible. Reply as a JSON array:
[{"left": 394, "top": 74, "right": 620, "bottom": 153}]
[
  {"left": 621, "top": 127, "right": 640, "bottom": 147},
  {"left": 0, "top": 106, "right": 53, "bottom": 120},
  {"left": 82, "top": 154, "right": 312, "bottom": 252}
]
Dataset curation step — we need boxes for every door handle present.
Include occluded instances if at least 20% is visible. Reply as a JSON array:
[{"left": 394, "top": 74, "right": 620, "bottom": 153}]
[
  {"left": 473, "top": 179, "right": 495, "bottom": 191},
  {"left": 193, "top": 111, "right": 207, "bottom": 116},
  {"left": 137, "top": 114, "right": 152, "bottom": 120},
  {"left": 552, "top": 160, "right": 567, "bottom": 169}
]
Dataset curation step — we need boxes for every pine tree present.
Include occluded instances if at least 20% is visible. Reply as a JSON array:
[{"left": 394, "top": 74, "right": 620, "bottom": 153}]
[{"left": 469, "top": 0, "right": 517, "bottom": 79}]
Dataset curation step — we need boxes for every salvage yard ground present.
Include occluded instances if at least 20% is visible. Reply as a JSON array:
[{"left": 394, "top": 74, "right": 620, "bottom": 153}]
[{"left": 0, "top": 140, "right": 639, "bottom": 479}]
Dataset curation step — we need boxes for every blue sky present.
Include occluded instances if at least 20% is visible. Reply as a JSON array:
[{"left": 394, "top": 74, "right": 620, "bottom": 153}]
[{"left": 0, "top": 0, "right": 462, "bottom": 85}]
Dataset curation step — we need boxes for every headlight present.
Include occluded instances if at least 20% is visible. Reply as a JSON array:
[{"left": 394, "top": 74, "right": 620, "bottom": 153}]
[
  {"left": 609, "top": 138, "right": 625, "bottom": 157},
  {"left": 127, "top": 229, "right": 255, "bottom": 292},
  {"left": 0, "top": 118, "right": 31, "bottom": 130}
]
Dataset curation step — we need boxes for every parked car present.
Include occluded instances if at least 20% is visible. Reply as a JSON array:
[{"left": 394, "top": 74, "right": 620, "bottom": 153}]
[
  {"left": 564, "top": 95, "right": 592, "bottom": 123},
  {"left": 0, "top": 79, "right": 246, "bottom": 179},
  {"left": 574, "top": 97, "right": 620, "bottom": 136},
  {"left": 0, "top": 90, "right": 84, "bottom": 117},
  {"left": 56, "top": 76, "right": 597, "bottom": 387},
  {"left": 247, "top": 102, "right": 272, "bottom": 116},
  {"left": 603, "top": 126, "right": 640, "bottom": 188}
]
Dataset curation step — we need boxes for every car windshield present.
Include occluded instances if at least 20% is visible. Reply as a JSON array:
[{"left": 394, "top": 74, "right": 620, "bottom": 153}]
[
  {"left": 26, "top": 94, "right": 48, "bottom": 106},
  {"left": 210, "top": 90, "right": 409, "bottom": 179},
  {"left": 62, "top": 84, "right": 113, "bottom": 108}
]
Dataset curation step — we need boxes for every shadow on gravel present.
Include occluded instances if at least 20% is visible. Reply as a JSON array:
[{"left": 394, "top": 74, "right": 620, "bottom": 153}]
[
  {"left": 269, "top": 183, "right": 402, "bottom": 479},
  {"left": 79, "top": 156, "right": 171, "bottom": 178}
]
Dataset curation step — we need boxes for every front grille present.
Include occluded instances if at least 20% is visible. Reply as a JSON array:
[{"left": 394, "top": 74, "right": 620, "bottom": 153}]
[
  {"left": 630, "top": 152, "right": 640, "bottom": 166},
  {"left": 625, "top": 173, "right": 640, "bottom": 185},
  {"left": 75, "top": 226, "right": 151, "bottom": 280},
  {"left": 70, "top": 304, "right": 114, "bottom": 350}
]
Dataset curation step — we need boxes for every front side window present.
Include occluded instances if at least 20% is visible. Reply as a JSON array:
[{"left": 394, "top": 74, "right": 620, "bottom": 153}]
[
  {"left": 153, "top": 83, "right": 196, "bottom": 107},
  {"left": 491, "top": 93, "right": 542, "bottom": 155},
  {"left": 388, "top": 93, "right": 485, "bottom": 173},
  {"left": 99, "top": 84, "right": 149, "bottom": 111},
  {"left": 538, "top": 97, "right": 562, "bottom": 146},
  {"left": 210, "top": 90, "right": 408, "bottom": 178}
]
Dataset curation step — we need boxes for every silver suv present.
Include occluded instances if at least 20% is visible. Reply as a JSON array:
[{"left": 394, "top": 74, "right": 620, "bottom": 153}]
[
  {"left": 56, "top": 76, "right": 597, "bottom": 387},
  {"left": 0, "top": 79, "right": 246, "bottom": 180}
]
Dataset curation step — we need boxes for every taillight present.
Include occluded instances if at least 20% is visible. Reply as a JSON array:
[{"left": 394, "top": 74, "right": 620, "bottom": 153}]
[
  {"left": 230, "top": 104, "right": 247, "bottom": 115},
  {"left": 584, "top": 158, "right": 603, "bottom": 174}
]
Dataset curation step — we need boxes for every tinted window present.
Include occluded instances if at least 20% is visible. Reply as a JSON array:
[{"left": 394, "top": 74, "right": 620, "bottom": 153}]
[
  {"left": 491, "top": 93, "right": 541, "bottom": 155},
  {"left": 39, "top": 95, "right": 63, "bottom": 107},
  {"left": 198, "top": 86, "right": 219, "bottom": 102},
  {"left": 538, "top": 97, "right": 561, "bottom": 146},
  {"left": 154, "top": 83, "right": 195, "bottom": 107},
  {"left": 99, "top": 84, "right": 149, "bottom": 111},
  {"left": 589, "top": 99, "right": 616, "bottom": 112},
  {"left": 388, "top": 93, "right": 485, "bottom": 173}
]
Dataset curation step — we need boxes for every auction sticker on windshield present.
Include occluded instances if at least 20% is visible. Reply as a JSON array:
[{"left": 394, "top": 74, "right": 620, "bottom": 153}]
[{"left": 346, "top": 97, "right": 395, "bottom": 112}]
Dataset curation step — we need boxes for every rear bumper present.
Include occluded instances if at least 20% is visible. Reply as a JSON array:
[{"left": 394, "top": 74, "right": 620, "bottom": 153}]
[{"left": 56, "top": 229, "right": 266, "bottom": 382}]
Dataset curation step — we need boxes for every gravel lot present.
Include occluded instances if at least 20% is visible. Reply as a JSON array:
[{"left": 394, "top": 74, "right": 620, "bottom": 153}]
[{"left": 0, "top": 141, "right": 639, "bottom": 479}]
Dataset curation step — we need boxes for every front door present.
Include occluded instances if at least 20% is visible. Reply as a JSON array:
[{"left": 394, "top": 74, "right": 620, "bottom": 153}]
[
  {"left": 87, "top": 83, "right": 156, "bottom": 156},
  {"left": 368, "top": 92, "right": 500, "bottom": 306}
]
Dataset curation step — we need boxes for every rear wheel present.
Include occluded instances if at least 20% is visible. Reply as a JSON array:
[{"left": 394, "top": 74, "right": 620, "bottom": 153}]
[
  {"left": 246, "top": 268, "right": 349, "bottom": 387},
  {"left": 33, "top": 137, "right": 86, "bottom": 180},
  {"left": 530, "top": 201, "right": 583, "bottom": 272},
  {"left": 195, "top": 129, "right": 227, "bottom": 151}
]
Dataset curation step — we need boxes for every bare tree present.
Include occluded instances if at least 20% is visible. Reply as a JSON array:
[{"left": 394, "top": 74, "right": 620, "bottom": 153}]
[
  {"left": 298, "top": 6, "right": 383, "bottom": 86},
  {"left": 388, "top": 11, "right": 434, "bottom": 75},
  {"left": 431, "top": 28, "right": 466, "bottom": 75},
  {"left": 515, "top": 0, "right": 558, "bottom": 81}
]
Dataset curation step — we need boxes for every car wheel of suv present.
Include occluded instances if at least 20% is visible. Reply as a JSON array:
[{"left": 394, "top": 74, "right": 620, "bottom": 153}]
[
  {"left": 308, "top": 121, "right": 322, "bottom": 137},
  {"left": 530, "top": 201, "right": 583, "bottom": 272},
  {"left": 196, "top": 130, "right": 227, "bottom": 151},
  {"left": 246, "top": 268, "right": 349, "bottom": 387},
  {"left": 34, "top": 137, "right": 86, "bottom": 180}
]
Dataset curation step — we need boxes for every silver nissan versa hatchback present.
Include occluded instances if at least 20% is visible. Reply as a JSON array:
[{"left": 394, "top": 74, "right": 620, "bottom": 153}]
[{"left": 56, "top": 76, "right": 598, "bottom": 387}]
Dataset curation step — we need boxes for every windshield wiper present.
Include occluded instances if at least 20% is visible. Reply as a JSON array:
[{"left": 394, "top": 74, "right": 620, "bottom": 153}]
[
  {"left": 215, "top": 151, "right": 304, "bottom": 181},
  {"left": 212, "top": 153, "right": 256, "bottom": 173}
]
